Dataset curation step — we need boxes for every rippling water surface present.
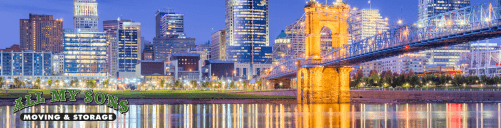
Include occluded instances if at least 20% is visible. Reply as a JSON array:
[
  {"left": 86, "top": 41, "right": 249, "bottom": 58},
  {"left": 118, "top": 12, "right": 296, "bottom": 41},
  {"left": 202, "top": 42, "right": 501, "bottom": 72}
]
[{"left": 1, "top": 103, "right": 501, "bottom": 127}]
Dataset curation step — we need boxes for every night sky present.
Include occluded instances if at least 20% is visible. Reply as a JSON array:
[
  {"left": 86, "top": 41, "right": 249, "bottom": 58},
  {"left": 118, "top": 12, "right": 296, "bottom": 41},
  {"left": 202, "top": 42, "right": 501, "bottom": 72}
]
[{"left": 0, "top": 0, "right": 494, "bottom": 49}]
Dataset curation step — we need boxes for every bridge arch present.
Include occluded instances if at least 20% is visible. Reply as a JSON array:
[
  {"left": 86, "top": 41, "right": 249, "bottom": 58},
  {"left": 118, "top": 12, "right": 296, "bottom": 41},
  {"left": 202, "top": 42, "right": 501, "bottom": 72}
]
[{"left": 304, "top": 1, "right": 350, "bottom": 59}]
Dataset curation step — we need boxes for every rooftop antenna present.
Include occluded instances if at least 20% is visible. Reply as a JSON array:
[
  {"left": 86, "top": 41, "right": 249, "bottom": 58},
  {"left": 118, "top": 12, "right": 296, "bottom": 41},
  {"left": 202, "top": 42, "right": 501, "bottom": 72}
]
[{"left": 368, "top": 0, "right": 371, "bottom": 10}]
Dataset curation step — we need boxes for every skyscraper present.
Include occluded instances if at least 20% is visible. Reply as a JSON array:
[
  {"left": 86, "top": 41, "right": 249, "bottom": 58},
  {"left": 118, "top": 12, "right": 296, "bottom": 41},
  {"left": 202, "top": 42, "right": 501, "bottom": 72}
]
[
  {"left": 73, "top": 0, "right": 99, "bottom": 32},
  {"left": 350, "top": 9, "right": 389, "bottom": 43},
  {"left": 156, "top": 8, "right": 184, "bottom": 38},
  {"left": 20, "top": 14, "right": 63, "bottom": 53},
  {"left": 418, "top": 0, "right": 470, "bottom": 20},
  {"left": 63, "top": 29, "right": 107, "bottom": 79},
  {"left": 418, "top": 0, "right": 471, "bottom": 67},
  {"left": 160, "top": 11, "right": 185, "bottom": 38},
  {"left": 153, "top": 8, "right": 196, "bottom": 61},
  {"left": 63, "top": 0, "right": 107, "bottom": 80},
  {"left": 225, "top": 0, "right": 272, "bottom": 64},
  {"left": 117, "top": 22, "right": 141, "bottom": 79},
  {"left": 210, "top": 30, "right": 226, "bottom": 60},
  {"left": 103, "top": 19, "right": 132, "bottom": 78}
]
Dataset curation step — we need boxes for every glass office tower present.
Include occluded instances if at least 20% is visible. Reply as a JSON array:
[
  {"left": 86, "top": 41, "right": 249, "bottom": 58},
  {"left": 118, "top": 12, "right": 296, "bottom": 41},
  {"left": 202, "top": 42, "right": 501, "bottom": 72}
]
[
  {"left": 117, "top": 22, "right": 141, "bottom": 79},
  {"left": 63, "top": 29, "right": 107, "bottom": 77},
  {"left": 225, "top": 0, "right": 272, "bottom": 64}
]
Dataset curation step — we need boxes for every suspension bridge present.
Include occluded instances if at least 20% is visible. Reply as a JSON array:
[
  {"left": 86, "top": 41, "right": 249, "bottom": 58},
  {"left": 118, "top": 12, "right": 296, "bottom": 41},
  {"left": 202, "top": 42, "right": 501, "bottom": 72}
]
[{"left": 264, "top": 0, "right": 501, "bottom": 104}]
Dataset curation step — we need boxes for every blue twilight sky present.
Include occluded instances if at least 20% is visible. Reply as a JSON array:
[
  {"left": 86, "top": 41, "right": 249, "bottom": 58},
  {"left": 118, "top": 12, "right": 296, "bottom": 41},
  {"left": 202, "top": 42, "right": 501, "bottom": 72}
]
[{"left": 0, "top": 0, "right": 496, "bottom": 49}]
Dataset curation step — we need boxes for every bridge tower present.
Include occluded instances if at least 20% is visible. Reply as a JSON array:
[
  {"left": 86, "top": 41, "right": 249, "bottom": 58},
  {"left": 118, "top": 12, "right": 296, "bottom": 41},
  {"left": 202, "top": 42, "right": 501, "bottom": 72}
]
[{"left": 298, "top": 0, "right": 353, "bottom": 104}]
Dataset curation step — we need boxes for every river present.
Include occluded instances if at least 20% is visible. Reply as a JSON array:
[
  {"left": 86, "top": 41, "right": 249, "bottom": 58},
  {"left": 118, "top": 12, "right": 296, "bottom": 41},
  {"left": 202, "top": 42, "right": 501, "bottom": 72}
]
[{"left": 1, "top": 103, "right": 500, "bottom": 127}]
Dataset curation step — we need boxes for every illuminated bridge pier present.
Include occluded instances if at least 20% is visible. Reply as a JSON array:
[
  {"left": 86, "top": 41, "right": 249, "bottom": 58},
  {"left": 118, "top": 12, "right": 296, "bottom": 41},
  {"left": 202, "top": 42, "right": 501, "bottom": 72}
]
[{"left": 295, "top": 0, "right": 352, "bottom": 104}]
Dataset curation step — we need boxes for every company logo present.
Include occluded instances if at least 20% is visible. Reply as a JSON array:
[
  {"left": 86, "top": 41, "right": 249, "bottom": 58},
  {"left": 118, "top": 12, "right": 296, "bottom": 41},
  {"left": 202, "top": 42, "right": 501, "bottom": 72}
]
[{"left": 13, "top": 90, "right": 129, "bottom": 121}]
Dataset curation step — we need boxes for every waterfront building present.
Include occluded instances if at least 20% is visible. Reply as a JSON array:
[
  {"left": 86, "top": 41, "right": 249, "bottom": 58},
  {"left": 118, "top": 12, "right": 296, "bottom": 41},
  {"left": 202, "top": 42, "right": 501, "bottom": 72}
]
[
  {"left": 20, "top": 14, "right": 63, "bottom": 53},
  {"left": 140, "top": 60, "right": 172, "bottom": 83},
  {"left": 73, "top": 0, "right": 99, "bottom": 32},
  {"left": 418, "top": 0, "right": 471, "bottom": 67},
  {"left": 272, "top": 30, "right": 291, "bottom": 61},
  {"left": 210, "top": 30, "right": 226, "bottom": 60},
  {"left": 0, "top": 51, "right": 52, "bottom": 81},
  {"left": 168, "top": 53, "right": 202, "bottom": 81},
  {"left": 117, "top": 22, "right": 141, "bottom": 79},
  {"left": 360, "top": 53, "right": 426, "bottom": 76},
  {"left": 63, "top": 29, "right": 107, "bottom": 80},
  {"left": 103, "top": 18, "right": 132, "bottom": 78},
  {"left": 225, "top": 0, "right": 273, "bottom": 66},
  {"left": 202, "top": 60, "right": 236, "bottom": 81}
]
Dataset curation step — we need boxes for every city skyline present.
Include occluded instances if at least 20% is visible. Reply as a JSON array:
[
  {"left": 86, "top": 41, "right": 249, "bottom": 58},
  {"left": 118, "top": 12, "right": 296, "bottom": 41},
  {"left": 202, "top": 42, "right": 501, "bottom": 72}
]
[{"left": 4, "top": 0, "right": 491, "bottom": 49}]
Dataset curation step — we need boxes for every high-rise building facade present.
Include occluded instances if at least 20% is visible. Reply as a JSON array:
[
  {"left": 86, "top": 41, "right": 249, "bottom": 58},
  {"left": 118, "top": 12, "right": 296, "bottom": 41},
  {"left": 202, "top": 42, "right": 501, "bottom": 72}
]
[
  {"left": 272, "top": 30, "right": 291, "bottom": 61},
  {"left": 160, "top": 11, "right": 185, "bottom": 38},
  {"left": 103, "top": 19, "right": 132, "bottom": 77},
  {"left": 156, "top": 8, "right": 174, "bottom": 37},
  {"left": 20, "top": 14, "right": 63, "bottom": 53},
  {"left": 418, "top": 0, "right": 470, "bottom": 20},
  {"left": 418, "top": 0, "right": 471, "bottom": 67},
  {"left": 117, "top": 22, "right": 141, "bottom": 79},
  {"left": 63, "top": 29, "right": 107, "bottom": 78},
  {"left": 153, "top": 37, "right": 196, "bottom": 61},
  {"left": 350, "top": 9, "right": 389, "bottom": 43},
  {"left": 210, "top": 30, "right": 226, "bottom": 60},
  {"left": 73, "top": 0, "right": 99, "bottom": 32},
  {"left": 52, "top": 53, "right": 65, "bottom": 75},
  {"left": 225, "top": 0, "right": 272, "bottom": 65},
  {"left": 0, "top": 51, "right": 52, "bottom": 77}
]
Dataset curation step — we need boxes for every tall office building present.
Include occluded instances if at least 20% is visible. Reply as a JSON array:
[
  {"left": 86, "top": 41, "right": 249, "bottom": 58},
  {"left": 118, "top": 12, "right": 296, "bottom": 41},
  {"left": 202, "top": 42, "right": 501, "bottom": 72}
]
[
  {"left": 225, "top": 0, "right": 272, "bottom": 65},
  {"left": 73, "top": 0, "right": 99, "bottom": 32},
  {"left": 117, "top": 22, "right": 141, "bottom": 79},
  {"left": 156, "top": 8, "right": 184, "bottom": 38},
  {"left": 20, "top": 14, "right": 63, "bottom": 53},
  {"left": 153, "top": 37, "right": 196, "bottom": 61},
  {"left": 272, "top": 30, "right": 291, "bottom": 61},
  {"left": 350, "top": 9, "right": 389, "bottom": 43},
  {"left": 418, "top": 0, "right": 470, "bottom": 20},
  {"left": 103, "top": 19, "right": 132, "bottom": 77},
  {"left": 211, "top": 30, "right": 226, "bottom": 60},
  {"left": 154, "top": 8, "right": 196, "bottom": 61},
  {"left": 160, "top": 11, "right": 185, "bottom": 38},
  {"left": 63, "top": 29, "right": 107, "bottom": 79},
  {"left": 418, "top": 0, "right": 471, "bottom": 67}
]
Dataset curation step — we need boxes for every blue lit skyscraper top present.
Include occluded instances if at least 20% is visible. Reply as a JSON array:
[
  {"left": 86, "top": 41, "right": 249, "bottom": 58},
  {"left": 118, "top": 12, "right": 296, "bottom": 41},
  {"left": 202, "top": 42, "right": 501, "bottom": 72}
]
[{"left": 225, "top": 0, "right": 272, "bottom": 64}]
